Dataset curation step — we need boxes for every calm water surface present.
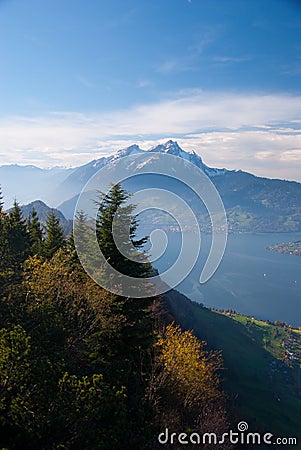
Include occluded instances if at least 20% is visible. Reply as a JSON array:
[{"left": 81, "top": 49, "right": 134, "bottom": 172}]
[{"left": 152, "top": 233, "right": 301, "bottom": 327}]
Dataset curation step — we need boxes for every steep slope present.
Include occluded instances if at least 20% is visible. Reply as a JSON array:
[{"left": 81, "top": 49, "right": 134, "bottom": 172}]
[
  {"left": 149, "top": 139, "right": 226, "bottom": 177},
  {"left": 213, "top": 170, "right": 301, "bottom": 231},
  {"left": 164, "top": 289, "right": 301, "bottom": 441},
  {"left": 53, "top": 144, "right": 144, "bottom": 204}
]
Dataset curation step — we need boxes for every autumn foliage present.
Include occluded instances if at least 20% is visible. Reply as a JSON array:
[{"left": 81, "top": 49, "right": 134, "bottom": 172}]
[{"left": 0, "top": 185, "right": 230, "bottom": 449}]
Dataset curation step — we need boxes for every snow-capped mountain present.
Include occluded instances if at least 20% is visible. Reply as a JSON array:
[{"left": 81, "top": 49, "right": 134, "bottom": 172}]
[
  {"left": 3, "top": 140, "right": 301, "bottom": 233},
  {"left": 0, "top": 140, "right": 223, "bottom": 210},
  {"left": 51, "top": 140, "right": 227, "bottom": 208},
  {"left": 149, "top": 140, "right": 226, "bottom": 177},
  {"left": 54, "top": 140, "right": 228, "bottom": 218},
  {"left": 59, "top": 140, "right": 225, "bottom": 194},
  {"left": 56, "top": 140, "right": 301, "bottom": 233}
]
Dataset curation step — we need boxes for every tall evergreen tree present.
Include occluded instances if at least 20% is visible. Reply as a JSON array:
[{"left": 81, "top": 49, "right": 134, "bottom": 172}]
[
  {"left": 95, "top": 183, "right": 151, "bottom": 278},
  {"left": 94, "top": 184, "right": 155, "bottom": 437},
  {"left": 0, "top": 187, "right": 9, "bottom": 285},
  {"left": 27, "top": 208, "right": 44, "bottom": 256},
  {"left": 7, "top": 200, "right": 30, "bottom": 268},
  {"left": 95, "top": 183, "right": 155, "bottom": 363},
  {"left": 0, "top": 186, "right": 4, "bottom": 217},
  {"left": 43, "top": 211, "right": 65, "bottom": 259},
  {"left": 68, "top": 210, "right": 99, "bottom": 274},
  {"left": 69, "top": 211, "right": 88, "bottom": 258}
]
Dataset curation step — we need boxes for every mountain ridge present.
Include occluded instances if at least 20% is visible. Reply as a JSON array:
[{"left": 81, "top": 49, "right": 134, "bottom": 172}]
[
  {"left": 2, "top": 140, "right": 301, "bottom": 232},
  {"left": 7, "top": 200, "right": 73, "bottom": 235},
  {"left": 54, "top": 139, "right": 227, "bottom": 204}
]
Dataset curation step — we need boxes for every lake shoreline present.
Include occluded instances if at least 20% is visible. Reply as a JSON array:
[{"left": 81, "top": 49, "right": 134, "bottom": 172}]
[{"left": 154, "top": 232, "right": 301, "bottom": 328}]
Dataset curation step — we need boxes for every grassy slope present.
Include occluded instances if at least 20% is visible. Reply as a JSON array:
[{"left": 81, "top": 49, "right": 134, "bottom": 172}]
[{"left": 165, "top": 291, "right": 301, "bottom": 440}]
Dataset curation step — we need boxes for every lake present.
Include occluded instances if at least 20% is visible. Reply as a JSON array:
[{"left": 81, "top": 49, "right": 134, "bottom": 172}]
[{"left": 152, "top": 232, "right": 301, "bottom": 327}]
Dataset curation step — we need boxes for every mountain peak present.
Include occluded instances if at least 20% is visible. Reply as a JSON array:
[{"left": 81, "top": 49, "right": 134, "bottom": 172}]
[
  {"left": 149, "top": 140, "right": 188, "bottom": 157},
  {"left": 115, "top": 144, "right": 143, "bottom": 158},
  {"left": 147, "top": 140, "right": 226, "bottom": 177},
  {"left": 60, "top": 141, "right": 226, "bottom": 206}
]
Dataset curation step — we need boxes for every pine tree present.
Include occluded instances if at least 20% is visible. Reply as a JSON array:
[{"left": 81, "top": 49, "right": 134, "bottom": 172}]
[
  {"left": 0, "top": 186, "right": 4, "bottom": 217},
  {"left": 27, "top": 208, "right": 44, "bottom": 256},
  {"left": 94, "top": 183, "right": 156, "bottom": 446},
  {"left": 43, "top": 211, "right": 65, "bottom": 259},
  {"left": 7, "top": 200, "right": 30, "bottom": 268},
  {"left": 95, "top": 185, "right": 154, "bottom": 363},
  {"left": 69, "top": 210, "right": 99, "bottom": 271},
  {"left": 95, "top": 184, "right": 155, "bottom": 352},
  {"left": 95, "top": 183, "right": 151, "bottom": 278},
  {"left": 0, "top": 187, "right": 9, "bottom": 284}
]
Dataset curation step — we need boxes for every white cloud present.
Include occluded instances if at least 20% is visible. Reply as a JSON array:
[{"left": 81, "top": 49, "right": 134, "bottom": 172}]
[
  {"left": 279, "top": 150, "right": 301, "bottom": 162},
  {"left": 178, "top": 129, "right": 301, "bottom": 180},
  {"left": 0, "top": 91, "right": 301, "bottom": 180},
  {"left": 255, "top": 151, "right": 274, "bottom": 160}
]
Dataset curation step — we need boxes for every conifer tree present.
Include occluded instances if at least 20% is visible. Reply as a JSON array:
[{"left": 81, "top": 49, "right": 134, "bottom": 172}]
[
  {"left": 0, "top": 186, "right": 4, "bottom": 217},
  {"left": 7, "top": 200, "right": 30, "bottom": 268},
  {"left": 0, "top": 188, "right": 9, "bottom": 284},
  {"left": 69, "top": 211, "right": 88, "bottom": 258},
  {"left": 95, "top": 183, "right": 151, "bottom": 278},
  {"left": 27, "top": 208, "right": 44, "bottom": 256},
  {"left": 68, "top": 210, "right": 100, "bottom": 273},
  {"left": 94, "top": 183, "right": 155, "bottom": 358},
  {"left": 43, "top": 211, "right": 65, "bottom": 259},
  {"left": 94, "top": 183, "right": 156, "bottom": 444}
]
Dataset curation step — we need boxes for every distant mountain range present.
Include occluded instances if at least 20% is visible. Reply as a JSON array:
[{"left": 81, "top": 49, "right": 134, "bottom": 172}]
[
  {"left": 0, "top": 164, "right": 75, "bottom": 207},
  {"left": 8, "top": 200, "right": 73, "bottom": 235},
  {"left": 2, "top": 140, "right": 301, "bottom": 233}
]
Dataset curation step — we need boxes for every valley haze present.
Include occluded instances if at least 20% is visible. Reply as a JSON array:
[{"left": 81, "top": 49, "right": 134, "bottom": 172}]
[
  {"left": 1, "top": 1, "right": 301, "bottom": 447},
  {"left": 2, "top": 140, "right": 301, "bottom": 234}
]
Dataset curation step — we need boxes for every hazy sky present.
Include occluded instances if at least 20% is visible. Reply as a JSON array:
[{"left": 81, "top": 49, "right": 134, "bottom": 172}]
[{"left": 1, "top": 0, "right": 301, "bottom": 180}]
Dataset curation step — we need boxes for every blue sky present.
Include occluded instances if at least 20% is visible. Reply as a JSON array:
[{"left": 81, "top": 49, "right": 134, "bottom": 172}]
[{"left": 0, "top": 0, "right": 301, "bottom": 180}]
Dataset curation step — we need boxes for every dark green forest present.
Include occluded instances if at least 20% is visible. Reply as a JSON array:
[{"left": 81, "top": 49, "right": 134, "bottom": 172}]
[{"left": 0, "top": 186, "right": 229, "bottom": 449}]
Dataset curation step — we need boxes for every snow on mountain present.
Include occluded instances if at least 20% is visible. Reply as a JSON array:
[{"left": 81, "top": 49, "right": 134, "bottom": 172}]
[
  {"left": 3, "top": 140, "right": 301, "bottom": 233},
  {"left": 114, "top": 144, "right": 144, "bottom": 159},
  {"left": 89, "top": 145, "right": 144, "bottom": 170},
  {"left": 54, "top": 140, "right": 227, "bottom": 206},
  {"left": 79, "top": 140, "right": 226, "bottom": 177},
  {"left": 0, "top": 141, "right": 226, "bottom": 211},
  {"left": 148, "top": 140, "right": 226, "bottom": 177},
  {"left": 56, "top": 140, "right": 229, "bottom": 218}
]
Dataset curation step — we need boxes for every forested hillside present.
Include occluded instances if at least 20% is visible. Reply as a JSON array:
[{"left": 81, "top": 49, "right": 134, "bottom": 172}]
[
  {"left": 0, "top": 187, "right": 229, "bottom": 449},
  {"left": 164, "top": 290, "right": 301, "bottom": 443}
]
